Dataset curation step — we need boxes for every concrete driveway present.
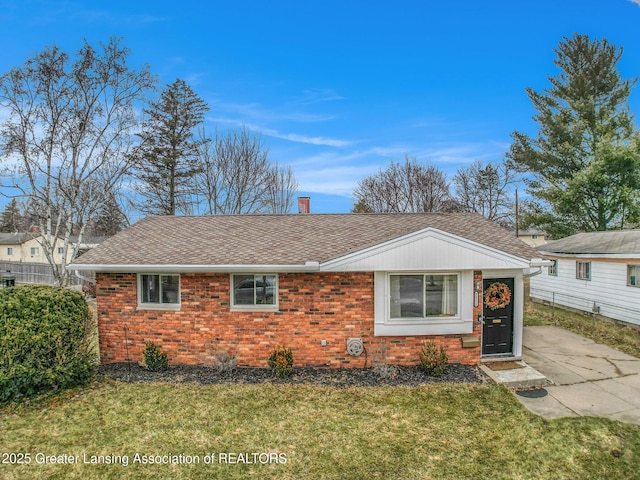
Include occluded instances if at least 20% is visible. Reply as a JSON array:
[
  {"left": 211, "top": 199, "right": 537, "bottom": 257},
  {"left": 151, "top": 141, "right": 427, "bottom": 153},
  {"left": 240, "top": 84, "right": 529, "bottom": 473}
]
[{"left": 519, "top": 325, "right": 640, "bottom": 425}]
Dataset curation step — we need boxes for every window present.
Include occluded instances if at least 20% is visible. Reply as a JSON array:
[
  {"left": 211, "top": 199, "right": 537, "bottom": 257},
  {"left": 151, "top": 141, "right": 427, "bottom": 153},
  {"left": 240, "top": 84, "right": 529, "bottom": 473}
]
[
  {"left": 548, "top": 260, "right": 558, "bottom": 276},
  {"left": 30, "top": 247, "right": 39, "bottom": 256},
  {"left": 231, "top": 274, "right": 278, "bottom": 309},
  {"left": 6, "top": 247, "right": 13, "bottom": 256},
  {"left": 531, "top": 234, "right": 538, "bottom": 240},
  {"left": 389, "top": 274, "right": 458, "bottom": 319},
  {"left": 576, "top": 261, "right": 591, "bottom": 280},
  {"left": 628, "top": 265, "right": 640, "bottom": 287},
  {"left": 138, "top": 274, "right": 180, "bottom": 307},
  {"left": 57, "top": 247, "right": 64, "bottom": 255}
]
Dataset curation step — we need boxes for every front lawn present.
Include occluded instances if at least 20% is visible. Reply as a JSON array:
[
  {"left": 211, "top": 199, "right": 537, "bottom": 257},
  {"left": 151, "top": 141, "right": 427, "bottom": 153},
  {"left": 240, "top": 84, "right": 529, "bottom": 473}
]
[
  {"left": 2, "top": 380, "right": 639, "bottom": 479},
  {"left": 524, "top": 299, "right": 640, "bottom": 358}
]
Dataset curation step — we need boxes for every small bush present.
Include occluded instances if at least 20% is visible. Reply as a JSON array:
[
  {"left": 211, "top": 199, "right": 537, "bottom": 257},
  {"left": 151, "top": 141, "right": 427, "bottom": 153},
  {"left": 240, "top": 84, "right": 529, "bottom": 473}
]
[
  {"left": 419, "top": 340, "right": 448, "bottom": 377},
  {"left": 142, "top": 342, "right": 169, "bottom": 372},
  {"left": 214, "top": 352, "right": 237, "bottom": 372},
  {"left": 0, "top": 285, "right": 96, "bottom": 403},
  {"left": 268, "top": 345, "right": 293, "bottom": 378},
  {"left": 373, "top": 363, "right": 399, "bottom": 379}
]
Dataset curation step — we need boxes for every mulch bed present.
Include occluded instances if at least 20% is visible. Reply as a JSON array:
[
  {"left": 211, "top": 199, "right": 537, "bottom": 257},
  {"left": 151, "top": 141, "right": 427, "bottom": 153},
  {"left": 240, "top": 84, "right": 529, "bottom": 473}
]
[{"left": 98, "top": 363, "right": 491, "bottom": 387}]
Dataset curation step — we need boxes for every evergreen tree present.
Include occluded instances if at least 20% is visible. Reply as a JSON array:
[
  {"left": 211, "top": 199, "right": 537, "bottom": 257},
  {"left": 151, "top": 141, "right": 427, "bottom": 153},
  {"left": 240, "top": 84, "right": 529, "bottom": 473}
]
[
  {"left": 88, "top": 194, "right": 128, "bottom": 237},
  {"left": 0, "top": 199, "right": 23, "bottom": 232},
  {"left": 509, "top": 34, "right": 640, "bottom": 237},
  {"left": 133, "top": 79, "right": 209, "bottom": 216}
]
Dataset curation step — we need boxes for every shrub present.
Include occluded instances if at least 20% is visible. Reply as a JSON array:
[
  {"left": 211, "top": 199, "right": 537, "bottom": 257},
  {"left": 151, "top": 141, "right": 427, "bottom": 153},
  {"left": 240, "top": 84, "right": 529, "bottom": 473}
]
[
  {"left": 268, "top": 345, "right": 293, "bottom": 378},
  {"left": 0, "top": 285, "right": 96, "bottom": 403},
  {"left": 419, "top": 340, "right": 448, "bottom": 377},
  {"left": 142, "top": 342, "right": 169, "bottom": 372}
]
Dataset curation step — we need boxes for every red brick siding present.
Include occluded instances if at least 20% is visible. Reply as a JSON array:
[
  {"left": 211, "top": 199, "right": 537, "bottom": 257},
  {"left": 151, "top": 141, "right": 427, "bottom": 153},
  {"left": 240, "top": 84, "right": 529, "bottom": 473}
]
[{"left": 96, "top": 271, "right": 482, "bottom": 367}]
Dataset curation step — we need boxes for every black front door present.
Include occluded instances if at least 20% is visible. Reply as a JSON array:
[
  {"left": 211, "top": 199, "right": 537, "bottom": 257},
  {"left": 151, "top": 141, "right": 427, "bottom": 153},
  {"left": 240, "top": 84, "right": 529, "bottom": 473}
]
[{"left": 482, "top": 278, "right": 514, "bottom": 355}]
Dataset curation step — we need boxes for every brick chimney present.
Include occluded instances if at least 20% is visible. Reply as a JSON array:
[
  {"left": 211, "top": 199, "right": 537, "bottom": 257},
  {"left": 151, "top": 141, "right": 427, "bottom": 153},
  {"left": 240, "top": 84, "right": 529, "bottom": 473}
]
[{"left": 297, "top": 197, "right": 310, "bottom": 214}]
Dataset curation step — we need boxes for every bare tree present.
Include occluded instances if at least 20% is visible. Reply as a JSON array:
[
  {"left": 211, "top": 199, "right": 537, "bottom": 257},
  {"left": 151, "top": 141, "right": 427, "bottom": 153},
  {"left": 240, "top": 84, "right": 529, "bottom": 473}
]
[
  {"left": 198, "top": 127, "right": 298, "bottom": 214},
  {"left": 264, "top": 162, "right": 299, "bottom": 214},
  {"left": 353, "top": 155, "right": 452, "bottom": 213},
  {"left": 453, "top": 159, "right": 518, "bottom": 227},
  {"left": 0, "top": 38, "right": 155, "bottom": 285}
]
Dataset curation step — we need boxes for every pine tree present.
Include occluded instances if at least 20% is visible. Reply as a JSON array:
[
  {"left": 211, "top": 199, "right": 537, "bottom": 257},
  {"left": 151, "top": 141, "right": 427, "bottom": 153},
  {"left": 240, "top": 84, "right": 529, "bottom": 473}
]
[
  {"left": 133, "top": 79, "right": 209, "bottom": 216},
  {"left": 509, "top": 34, "right": 640, "bottom": 237},
  {"left": 0, "top": 199, "right": 24, "bottom": 232}
]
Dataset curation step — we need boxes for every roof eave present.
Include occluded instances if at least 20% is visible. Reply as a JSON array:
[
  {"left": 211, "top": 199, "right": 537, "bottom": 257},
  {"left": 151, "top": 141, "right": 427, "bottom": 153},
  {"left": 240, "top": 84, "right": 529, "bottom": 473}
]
[{"left": 69, "top": 262, "right": 321, "bottom": 273}]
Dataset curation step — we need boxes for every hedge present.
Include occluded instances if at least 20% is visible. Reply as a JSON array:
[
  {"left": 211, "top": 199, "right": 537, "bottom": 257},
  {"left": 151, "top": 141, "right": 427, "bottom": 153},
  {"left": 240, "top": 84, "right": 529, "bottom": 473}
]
[{"left": 0, "top": 285, "right": 97, "bottom": 403}]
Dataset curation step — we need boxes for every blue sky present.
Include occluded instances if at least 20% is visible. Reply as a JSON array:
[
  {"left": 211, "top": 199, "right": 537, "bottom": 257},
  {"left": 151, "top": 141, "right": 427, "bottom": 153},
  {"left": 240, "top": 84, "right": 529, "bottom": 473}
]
[{"left": 1, "top": 0, "right": 640, "bottom": 213}]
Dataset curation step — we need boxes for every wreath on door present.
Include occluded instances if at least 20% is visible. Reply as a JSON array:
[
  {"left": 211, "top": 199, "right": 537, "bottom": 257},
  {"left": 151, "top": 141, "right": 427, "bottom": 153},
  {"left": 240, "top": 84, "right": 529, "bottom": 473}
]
[{"left": 483, "top": 282, "right": 512, "bottom": 310}]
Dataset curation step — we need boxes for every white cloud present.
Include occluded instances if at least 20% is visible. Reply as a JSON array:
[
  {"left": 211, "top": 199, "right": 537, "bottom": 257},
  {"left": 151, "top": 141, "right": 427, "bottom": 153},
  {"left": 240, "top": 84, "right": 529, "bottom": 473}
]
[
  {"left": 208, "top": 116, "right": 353, "bottom": 148},
  {"left": 629, "top": 0, "right": 640, "bottom": 6}
]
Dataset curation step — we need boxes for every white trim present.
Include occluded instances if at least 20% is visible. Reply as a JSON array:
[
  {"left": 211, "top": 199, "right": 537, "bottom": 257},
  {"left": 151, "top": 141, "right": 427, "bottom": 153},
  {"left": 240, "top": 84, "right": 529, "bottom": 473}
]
[
  {"left": 374, "top": 270, "right": 473, "bottom": 336},
  {"left": 230, "top": 273, "right": 279, "bottom": 312},
  {"left": 323, "top": 227, "right": 531, "bottom": 272},
  {"left": 137, "top": 273, "right": 181, "bottom": 311},
  {"left": 539, "top": 252, "right": 640, "bottom": 260}
]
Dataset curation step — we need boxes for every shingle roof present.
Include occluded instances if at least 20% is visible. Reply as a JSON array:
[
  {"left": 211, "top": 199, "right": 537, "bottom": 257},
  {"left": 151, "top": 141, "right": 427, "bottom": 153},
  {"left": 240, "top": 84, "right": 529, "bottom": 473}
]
[
  {"left": 0, "top": 233, "right": 33, "bottom": 245},
  {"left": 538, "top": 230, "right": 640, "bottom": 255},
  {"left": 72, "top": 213, "right": 540, "bottom": 268}
]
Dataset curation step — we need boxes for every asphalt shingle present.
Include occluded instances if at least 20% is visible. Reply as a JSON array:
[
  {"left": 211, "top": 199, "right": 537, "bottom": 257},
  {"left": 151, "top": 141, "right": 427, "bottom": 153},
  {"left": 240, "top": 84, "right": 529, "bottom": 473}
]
[{"left": 72, "top": 212, "right": 540, "bottom": 267}]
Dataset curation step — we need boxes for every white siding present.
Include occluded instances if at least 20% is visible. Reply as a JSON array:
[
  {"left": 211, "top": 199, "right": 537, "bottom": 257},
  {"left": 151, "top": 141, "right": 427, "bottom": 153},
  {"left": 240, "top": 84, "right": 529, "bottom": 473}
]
[
  {"left": 530, "top": 258, "right": 640, "bottom": 325},
  {"left": 322, "top": 228, "right": 531, "bottom": 272}
]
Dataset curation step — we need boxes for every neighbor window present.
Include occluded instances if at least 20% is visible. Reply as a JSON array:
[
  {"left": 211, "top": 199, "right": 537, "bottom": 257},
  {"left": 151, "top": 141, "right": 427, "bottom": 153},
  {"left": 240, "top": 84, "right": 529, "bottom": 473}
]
[
  {"left": 628, "top": 265, "right": 640, "bottom": 287},
  {"left": 389, "top": 274, "right": 458, "bottom": 319},
  {"left": 30, "top": 247, "right": 39, "bottom": 256},
  {"left": 138, "top": 274, "right": 180, "bottom": 307},
  {"left": 231, "top": 274, "right": 277, "bottom": 309},
  {"left": 576, "top": 261, "right": 591, "bottom": 280},
  {"left": 548, "top": 260, "right": 558, "bottom": 276},
  {"left": 57, "top": 247, "right": 64, "bottom": 255},
  {"left": 6, "top": 247, "right": 13, "bottom": 256}
]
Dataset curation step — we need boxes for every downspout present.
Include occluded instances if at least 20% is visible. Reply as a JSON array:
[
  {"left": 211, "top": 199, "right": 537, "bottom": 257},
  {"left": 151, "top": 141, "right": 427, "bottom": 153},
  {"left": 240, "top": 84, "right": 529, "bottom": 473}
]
[
  {"left": 525, "top": 258, "right": 555, "bottom": 278},
  {"left": 74, "top": 270, "right": 96, "bottom": 285}
]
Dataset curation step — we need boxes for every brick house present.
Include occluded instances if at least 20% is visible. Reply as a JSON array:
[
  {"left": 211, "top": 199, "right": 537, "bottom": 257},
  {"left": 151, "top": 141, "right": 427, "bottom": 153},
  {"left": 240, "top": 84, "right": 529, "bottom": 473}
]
[{"left": 70, "top": 213, "right": 544, "bottom": 368}]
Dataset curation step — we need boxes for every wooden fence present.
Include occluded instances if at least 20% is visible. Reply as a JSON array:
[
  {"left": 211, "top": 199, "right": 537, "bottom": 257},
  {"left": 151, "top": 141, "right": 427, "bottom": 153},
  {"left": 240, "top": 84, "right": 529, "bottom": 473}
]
[{"left": 0, "top": 261, "right": 93, "bottom": 287}]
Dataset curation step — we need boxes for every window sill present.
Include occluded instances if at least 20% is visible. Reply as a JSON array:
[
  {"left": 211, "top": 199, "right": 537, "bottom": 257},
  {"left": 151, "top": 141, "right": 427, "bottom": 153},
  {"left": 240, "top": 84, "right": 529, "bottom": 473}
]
[
  {"left": 137, "top": 303, "right": 181, "bottom": 312},
  {"left": 375, "top": 317, "right": 472, "bottom": 336},
  {"left": 230, "top": 305, "right": 279, "bottom": 313}
]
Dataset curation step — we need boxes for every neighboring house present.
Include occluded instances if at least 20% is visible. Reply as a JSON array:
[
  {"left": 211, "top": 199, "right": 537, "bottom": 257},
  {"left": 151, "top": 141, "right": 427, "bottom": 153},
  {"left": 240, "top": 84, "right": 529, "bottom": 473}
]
[
  {"left": 516, "top": 229, "right": 547, "bottom": 247},
  {"left": 530, "top": 230, "right": 640, "bottom": 326},
  {"left": 70, "top": 213, "right": 544, "bottom": 368},
  {"left": 0, "top": 233, "right": 72, "bottom": 265}
]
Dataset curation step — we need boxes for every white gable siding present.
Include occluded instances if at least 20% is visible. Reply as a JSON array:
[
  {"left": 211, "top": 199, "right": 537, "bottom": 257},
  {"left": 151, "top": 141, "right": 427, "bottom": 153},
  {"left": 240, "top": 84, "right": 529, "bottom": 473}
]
[
  {"left": 322, "top": 228, "right": 530, "bottom": 272},
  {"left": 530, "top": 258, "right": 640, "bottom": 325}
]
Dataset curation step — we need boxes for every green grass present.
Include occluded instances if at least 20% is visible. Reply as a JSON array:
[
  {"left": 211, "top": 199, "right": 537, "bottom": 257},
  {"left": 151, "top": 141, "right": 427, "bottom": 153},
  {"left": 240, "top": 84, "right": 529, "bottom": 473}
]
[
  {"left": 2, "top": 380, "right": 639, "bottom": 479},
  {"left": 524, "top": 299, "right": 640, "bottom": 358}
]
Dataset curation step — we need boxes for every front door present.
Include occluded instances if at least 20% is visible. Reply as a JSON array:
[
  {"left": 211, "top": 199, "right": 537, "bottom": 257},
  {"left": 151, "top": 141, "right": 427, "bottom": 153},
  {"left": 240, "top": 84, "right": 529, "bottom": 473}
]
[{"left": 482, "top": 278, "right": 514, "bottom": 355}]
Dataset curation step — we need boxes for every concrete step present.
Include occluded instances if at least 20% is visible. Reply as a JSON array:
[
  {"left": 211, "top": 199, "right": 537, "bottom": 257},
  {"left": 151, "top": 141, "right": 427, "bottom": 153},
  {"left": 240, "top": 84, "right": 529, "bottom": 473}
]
[{"left": 480, "top": 360, "right": 551, "bottom": 391}]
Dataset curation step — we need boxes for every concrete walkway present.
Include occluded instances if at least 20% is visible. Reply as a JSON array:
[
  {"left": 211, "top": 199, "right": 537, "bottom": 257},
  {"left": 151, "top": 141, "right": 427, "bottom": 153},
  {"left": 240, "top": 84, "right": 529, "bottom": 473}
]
[{"left": 519, "top": 325, "right": 640, "bottom": 425}]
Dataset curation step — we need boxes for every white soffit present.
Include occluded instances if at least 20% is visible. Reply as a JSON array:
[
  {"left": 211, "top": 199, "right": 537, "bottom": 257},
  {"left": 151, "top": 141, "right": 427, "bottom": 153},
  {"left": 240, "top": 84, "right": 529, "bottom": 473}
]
[{"left": 321, "top": 228, "right": 531, "bottom": 271}]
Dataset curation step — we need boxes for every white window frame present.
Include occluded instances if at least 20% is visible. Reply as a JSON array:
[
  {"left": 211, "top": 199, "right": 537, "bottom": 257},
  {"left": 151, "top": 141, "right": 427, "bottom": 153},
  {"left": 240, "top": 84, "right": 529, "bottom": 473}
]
[
  {"left": 137, "top": 273, "right": 181, "bottom": 311},
  {"left": 57, "top": 246, "right": 64, "bottom": 255},
  {"left": 374, "top": 271, "right": 472, "bottom": 336},
  {"left": 388, "top": 272, "right": 460, "bottom": 322},
  {"left": 6, "top": 247, "right": 13, "bottom": 256},
  {"left": 30, "top": 247, "right": 39, "bottom": 256},
  {"left": 548, "top": 259, "right": 558, "bottom": 276},
  {"left": 230, "top": 274, "right": 279, "bottom": 312},
  {"left": 628, "top": 264, "right": 640, "bottom": 287},
  {"left": 576, "top": 261, "right": 591, "bottom": 281}
]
